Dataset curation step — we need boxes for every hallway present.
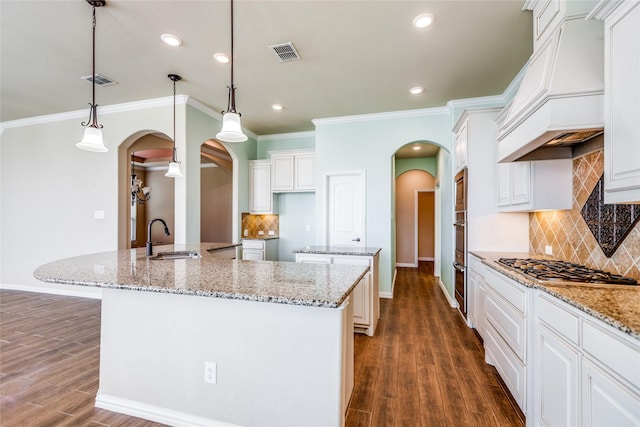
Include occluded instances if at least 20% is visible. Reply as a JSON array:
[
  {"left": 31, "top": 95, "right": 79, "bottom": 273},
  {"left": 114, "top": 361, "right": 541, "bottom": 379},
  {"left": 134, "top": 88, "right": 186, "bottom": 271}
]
[
  {"left": 346, "top": 262, "right": 525, "bottom": 426},
  {"left": 0, "top": 262, "right": 524, "bottom": 426}
]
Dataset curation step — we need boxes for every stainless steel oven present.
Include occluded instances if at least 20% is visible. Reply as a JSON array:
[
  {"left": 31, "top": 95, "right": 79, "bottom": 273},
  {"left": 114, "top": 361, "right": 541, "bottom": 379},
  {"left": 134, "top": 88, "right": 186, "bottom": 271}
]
[{"left": 453, "top": 168, "right": 467, "bottom": 317}]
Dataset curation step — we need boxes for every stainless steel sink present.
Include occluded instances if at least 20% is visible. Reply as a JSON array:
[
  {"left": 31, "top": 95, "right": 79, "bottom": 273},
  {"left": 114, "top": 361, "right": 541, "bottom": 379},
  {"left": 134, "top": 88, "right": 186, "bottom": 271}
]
[{"left": 149, "top": 251, "right": 200, "bottom": 260}]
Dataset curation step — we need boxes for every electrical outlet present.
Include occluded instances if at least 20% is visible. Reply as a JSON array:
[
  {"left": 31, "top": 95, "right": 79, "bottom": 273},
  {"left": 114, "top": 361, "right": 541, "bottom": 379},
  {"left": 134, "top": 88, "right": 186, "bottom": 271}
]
[
  {"left": 258, "top": 230, "right": 264, "bottom": 235},
  {"left": 545, "top": 245, "right": 553, "bottom": 255},
  {"left": 204, "top": 361, "right": 216, "bottom": 384}
]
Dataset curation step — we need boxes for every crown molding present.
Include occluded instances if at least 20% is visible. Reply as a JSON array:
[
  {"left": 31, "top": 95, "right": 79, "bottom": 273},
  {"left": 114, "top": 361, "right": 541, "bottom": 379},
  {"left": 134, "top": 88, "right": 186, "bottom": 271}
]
[{"left": 0, "top": 96, "right": 186, "bottom": 130}]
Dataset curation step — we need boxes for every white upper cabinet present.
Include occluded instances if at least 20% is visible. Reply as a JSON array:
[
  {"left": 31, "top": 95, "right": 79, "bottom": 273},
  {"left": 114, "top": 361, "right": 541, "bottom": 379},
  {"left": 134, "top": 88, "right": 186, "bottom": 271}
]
[
  {"left": 497, "top": 159, "right": 573, "bottom": 212},
  {"left": 591, "top": 0, "right": 640, "bottom": 203},
  {"left": 454, "top": 118, "right": 468, "bottom": 173},
  {"left": 249, "top": 160, "right": 276, "bottom": 214},
  {"left": 269, "top": 149, "right": 315, "bottom": 193}
]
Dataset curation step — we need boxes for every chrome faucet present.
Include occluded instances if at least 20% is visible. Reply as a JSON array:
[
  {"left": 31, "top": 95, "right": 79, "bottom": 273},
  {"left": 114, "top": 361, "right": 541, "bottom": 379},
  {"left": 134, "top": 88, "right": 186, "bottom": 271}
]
[{"left": 146, "top": 218, "right": 170, "bottom": 256}]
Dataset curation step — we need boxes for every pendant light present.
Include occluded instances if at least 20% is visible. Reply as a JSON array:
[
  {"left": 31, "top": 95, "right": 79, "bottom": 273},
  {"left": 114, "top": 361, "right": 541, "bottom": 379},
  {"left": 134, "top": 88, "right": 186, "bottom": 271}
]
[
  {"left": 76, "top": 0, "right": 108, "bottom": 153},
  {"left": 165, "top": 74, "right": 183, "bottom": 178},
  {"left": 216, "top": 0, "right": 248, "bottom": 143}
]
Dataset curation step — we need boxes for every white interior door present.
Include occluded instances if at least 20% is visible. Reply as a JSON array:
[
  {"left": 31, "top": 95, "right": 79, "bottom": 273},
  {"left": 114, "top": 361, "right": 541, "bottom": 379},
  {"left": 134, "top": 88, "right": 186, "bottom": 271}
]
[{"left": 326, "top": 172, "right": 365, "bottom": 247}]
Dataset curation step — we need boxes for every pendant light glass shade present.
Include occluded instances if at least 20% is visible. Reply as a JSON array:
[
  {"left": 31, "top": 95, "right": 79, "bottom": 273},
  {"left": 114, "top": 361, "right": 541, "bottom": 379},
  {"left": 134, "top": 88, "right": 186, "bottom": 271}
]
[
  {"left": 165, "top": 161, "right": 183, "bottom": 178},
  {"left": 76, "top": 126, "right": 107, "bottom": 152},
  {"left": 216, "top": 112, "right": 247, "bottom": 143}
]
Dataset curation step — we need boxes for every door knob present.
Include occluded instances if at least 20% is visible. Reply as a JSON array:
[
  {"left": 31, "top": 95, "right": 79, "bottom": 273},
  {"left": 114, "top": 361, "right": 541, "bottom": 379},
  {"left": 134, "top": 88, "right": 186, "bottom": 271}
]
[{"left": 352, "top": 238, "right": 361, "bottom": 242}]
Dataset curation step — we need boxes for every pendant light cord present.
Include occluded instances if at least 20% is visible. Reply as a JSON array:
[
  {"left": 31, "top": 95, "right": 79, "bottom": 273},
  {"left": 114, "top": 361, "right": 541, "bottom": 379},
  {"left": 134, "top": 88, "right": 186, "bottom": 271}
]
[
  {"left": 172, "top": 77, "right": 177, "bottom": 162},
  {"left": 226, "top": 0, "right": 237, "bottom": 114},
  {"left": 82, "top": 4, "right": 102, "bottom": 129}
]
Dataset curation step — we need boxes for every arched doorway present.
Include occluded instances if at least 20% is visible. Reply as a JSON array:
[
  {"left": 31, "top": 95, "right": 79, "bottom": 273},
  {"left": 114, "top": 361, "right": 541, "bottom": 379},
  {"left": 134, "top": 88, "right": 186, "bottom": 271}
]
[
  {"left": 396, "top": 170, "right": 435, "bottom": 266},
  {"left": 393, "top": 141, "right": 440, "bottom": 269},
  {"left": 127, "top": 134, "right": 175, "bottom": 249},
  {"left": 200, "top": 140, "right": 233, "bottom": 242}
]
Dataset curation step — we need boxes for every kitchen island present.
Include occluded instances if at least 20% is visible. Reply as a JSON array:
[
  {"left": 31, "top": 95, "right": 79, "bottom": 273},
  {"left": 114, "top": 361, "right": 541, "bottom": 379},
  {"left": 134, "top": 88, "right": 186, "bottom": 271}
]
[
  {"left": 34, "top": 243, "right": 369, "bottom": 427},
  {"left": 293, "top": 246, "right": 381, "bottom": 336}
]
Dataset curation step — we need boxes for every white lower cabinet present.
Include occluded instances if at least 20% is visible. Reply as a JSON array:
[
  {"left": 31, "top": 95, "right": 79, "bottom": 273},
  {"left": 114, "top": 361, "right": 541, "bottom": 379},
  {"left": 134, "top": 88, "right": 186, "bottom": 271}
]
[
  {"left": 582, "top": 359, "right": 640, "bottom": 427},
  {"left": 534, "top": 292, "right": 640, "bottom": 427},
  {"left": 295, "top": 252, "right": 379, "bottom": 336},
  {"left": 242, "top": 239, "right": 279, "bottom": 261},
  {"left": 468, "top": 254, "right": 487, "bottom": 339},
  {"left": 537, "top": 324, "right": 581, "bottom": 427},
  {"left": 483, "top": 268, "right": 529, "bottom": 412}
]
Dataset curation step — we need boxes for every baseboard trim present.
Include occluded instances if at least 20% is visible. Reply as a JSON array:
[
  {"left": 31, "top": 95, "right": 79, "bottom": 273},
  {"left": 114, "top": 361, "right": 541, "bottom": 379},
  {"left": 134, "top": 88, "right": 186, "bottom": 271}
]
[
  {"left": 0, "top": 283, "right": 102, "bottom": 299},
  {"left": 438, "top": 278, "right": 457, "bottom": 308},
  {"left": 95, "top": 393, "right": 241, "bottom": 427},
  {"left": 418, "top": 257, "right": 435, "bottom": 261},
  {"left": 396, "top": 262, "right": 418, "bottom": 268}
]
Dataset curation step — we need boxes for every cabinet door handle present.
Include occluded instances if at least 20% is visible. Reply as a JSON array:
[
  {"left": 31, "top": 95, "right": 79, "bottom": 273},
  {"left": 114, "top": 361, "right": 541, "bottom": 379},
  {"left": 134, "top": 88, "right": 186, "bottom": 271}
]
[{"left": 352, "top": 238, "right": 361, "bottom": 242}]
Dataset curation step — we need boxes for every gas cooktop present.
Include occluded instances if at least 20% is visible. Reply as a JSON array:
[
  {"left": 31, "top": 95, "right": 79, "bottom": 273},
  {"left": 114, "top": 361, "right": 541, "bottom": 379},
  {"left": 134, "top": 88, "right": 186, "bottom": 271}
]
[{"left": 496, "top": 258, "right": 638, "bottom": 286}]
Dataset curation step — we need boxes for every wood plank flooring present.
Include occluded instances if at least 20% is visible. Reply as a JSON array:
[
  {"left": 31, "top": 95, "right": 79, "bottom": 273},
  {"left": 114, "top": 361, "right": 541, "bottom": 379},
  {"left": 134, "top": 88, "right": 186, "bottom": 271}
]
[
  {"left": 346, "top": 262, "right": 524, "bottom": 427},
  {"left": 0, "top": 262, "right": 524, "bottom": 426}
]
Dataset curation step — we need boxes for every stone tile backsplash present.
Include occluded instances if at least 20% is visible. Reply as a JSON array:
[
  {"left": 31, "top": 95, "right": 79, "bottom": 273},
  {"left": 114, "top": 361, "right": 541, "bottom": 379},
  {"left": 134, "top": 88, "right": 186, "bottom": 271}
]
[
  {"left": 242, "top": 213, "right": 279, "bottom": 237},
  {"left": 530, "top": 150, "right": 640, "bottom": 281}
]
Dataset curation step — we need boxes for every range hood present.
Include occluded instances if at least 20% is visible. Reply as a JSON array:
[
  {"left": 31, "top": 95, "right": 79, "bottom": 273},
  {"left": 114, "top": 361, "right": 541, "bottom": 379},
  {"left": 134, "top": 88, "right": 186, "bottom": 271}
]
[{"left": 496, "top": 17, "right": 604, "bottom": 162}]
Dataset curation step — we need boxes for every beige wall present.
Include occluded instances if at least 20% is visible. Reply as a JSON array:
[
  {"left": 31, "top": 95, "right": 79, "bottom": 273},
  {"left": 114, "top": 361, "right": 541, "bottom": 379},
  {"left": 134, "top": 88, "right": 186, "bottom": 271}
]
[
  {"left": 530, "top": 150, "right": 640, "bottom": 281},
  {"left": 396, "top": 170, "right": 435, "bottom": 266},
  {"left": 145, "top": 169, "right": 175, "bottom": 245},
  {"left": 418, "top": 191, "right": 435, "bottom": 259},
  {"left": 201, "top": 166, "right": 233, "bottom": 243}
]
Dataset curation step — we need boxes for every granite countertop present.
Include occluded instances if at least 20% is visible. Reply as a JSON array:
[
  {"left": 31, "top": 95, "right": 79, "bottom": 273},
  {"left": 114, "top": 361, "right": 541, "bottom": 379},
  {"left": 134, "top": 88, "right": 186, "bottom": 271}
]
[
  {"left": 34, "top": 243, "right": 369, "bottom": 309},
  {"left": 470, "top": 251, "right": 640, "bottom": 340},
  {"left": 243, "top": 236, "right": 279, "bottom": 240},
  {"left": 293, "top": 246, "right": 382, "bottom": 257},
  {"left": 206, "top": 242, "right": 242, "bottom": 250}
]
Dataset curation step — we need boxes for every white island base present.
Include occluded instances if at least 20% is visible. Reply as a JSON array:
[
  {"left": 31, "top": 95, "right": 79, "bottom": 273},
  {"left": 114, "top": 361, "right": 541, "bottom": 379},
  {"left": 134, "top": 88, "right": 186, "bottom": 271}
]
[{"left": 95, "top": 289, "right": 354, "bottom": 427}]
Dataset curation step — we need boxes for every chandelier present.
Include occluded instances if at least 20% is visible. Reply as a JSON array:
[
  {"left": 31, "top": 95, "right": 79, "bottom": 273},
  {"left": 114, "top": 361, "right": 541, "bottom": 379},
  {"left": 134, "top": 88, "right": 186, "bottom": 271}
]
[{"left": 131, "top": 153, "right": 151, "bottom": 205}]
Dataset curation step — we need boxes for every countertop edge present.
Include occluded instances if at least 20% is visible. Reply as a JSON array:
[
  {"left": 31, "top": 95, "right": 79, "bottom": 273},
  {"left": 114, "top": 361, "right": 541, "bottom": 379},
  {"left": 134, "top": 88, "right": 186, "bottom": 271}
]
[{"left": 293, "top": 246, "right": 382, "bottom": 257}]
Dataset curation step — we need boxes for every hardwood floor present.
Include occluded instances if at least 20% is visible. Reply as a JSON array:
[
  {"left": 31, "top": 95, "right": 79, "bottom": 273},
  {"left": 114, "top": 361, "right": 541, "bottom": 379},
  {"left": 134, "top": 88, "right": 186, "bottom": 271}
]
[
  {"left": 345, "top": 262, "right": 525, "bottom": 427},
  {"left": 0, "top": 262, "right": 524, "bottom": 426}
]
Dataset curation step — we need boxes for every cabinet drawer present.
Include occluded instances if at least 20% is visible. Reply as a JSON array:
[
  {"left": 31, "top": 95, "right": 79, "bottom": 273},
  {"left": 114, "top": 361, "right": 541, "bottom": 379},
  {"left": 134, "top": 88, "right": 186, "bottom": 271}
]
[
  {"left": 583, "top": 319, "right": 640, "bottom": 390},
  {"left": 537, "top": 293, "right": 580, "bottom": 346},
  {"left": 484, "top": 267, "right": 527, "bottom": 313},
  {"left": 295, "top": 254, "right": 332, "bottom": 264},
  {"left": 486, "top": 287, "right": 526, "bottom": 361},
  {"left": 485, "top": 322, "right": 526, "bottom": 411},
  {"left": 332, "top": 256, "right": 372, "bottom": 268},
  {"left": 243, "top": 240, "right": 266, "bottom": 250}
]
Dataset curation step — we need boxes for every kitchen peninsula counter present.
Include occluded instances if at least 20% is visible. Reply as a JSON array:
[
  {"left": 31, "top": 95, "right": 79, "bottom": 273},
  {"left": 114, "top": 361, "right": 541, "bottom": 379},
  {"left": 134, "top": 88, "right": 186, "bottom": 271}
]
[
  {"left": 470, "top": 251, "right": 640, "bottom": 340},
  {"left": 34, "top": 243, "right": 366, "bottom": 426},
  {"left": 35, "top": 242, "right": 368, "bottom": 308}
]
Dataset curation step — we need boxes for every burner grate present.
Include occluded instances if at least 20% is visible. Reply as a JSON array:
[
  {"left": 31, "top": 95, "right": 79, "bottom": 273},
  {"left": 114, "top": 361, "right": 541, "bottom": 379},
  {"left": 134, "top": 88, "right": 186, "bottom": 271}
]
[{"left": 496, "top": 258, "right": 637, "bottom": 285}]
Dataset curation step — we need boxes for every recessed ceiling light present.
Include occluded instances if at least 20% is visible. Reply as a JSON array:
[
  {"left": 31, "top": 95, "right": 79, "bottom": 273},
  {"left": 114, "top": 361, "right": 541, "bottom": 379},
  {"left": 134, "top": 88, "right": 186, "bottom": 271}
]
[
  {"left": 213, "top": 52, "right": 230, "bottom": 64},
  {"left": 410, "top": 86, "right": 425, "bottom": 95},
  {"left": 413, "top": 13, "right": 435, "bottom": 28},
  {"left": 161, "top": 33, "right": 182, "bottom": 47},
  {"left": 272, "top": 104, "right": 284, "bottom": 111},
  {"left": 413, "top": 146, "right": 422, "bottom": 150}
]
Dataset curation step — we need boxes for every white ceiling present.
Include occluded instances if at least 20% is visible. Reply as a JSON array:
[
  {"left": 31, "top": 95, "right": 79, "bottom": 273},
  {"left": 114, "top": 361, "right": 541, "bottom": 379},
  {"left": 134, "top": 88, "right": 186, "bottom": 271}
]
[{"left": 0, "top": 0, "right": 532, "bottom": 137}]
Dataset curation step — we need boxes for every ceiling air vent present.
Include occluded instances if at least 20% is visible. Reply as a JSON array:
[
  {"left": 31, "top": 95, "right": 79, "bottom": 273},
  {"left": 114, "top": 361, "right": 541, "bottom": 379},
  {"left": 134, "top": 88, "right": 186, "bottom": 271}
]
[
  {"left": 268, "top": 42, "right": 301, "bottom": 62},
  {"left": 81, "top": 74, "right": 118, "bottom": 86}
]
